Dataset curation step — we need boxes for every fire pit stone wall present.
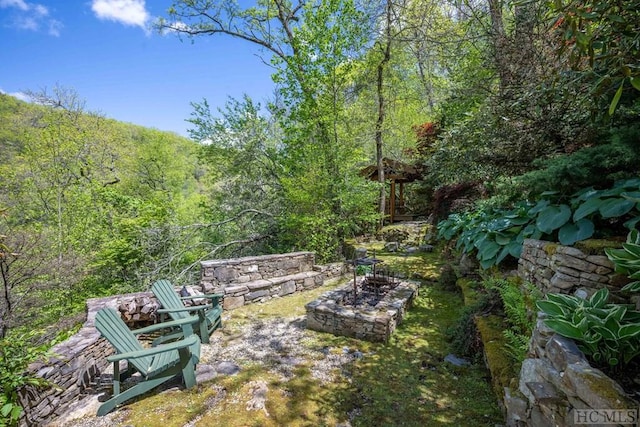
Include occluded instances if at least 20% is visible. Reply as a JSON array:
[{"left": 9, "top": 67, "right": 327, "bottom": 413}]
[{"left": 305, "top": 280, "right": 418, "bottom": 343}]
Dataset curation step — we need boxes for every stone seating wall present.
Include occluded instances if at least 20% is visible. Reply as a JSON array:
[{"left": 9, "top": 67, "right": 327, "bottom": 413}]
[
  {"left": 200, "top": 252, "right": 347, "bottom": 310},
  {"left": 505, "top": 239, "right": 638, "bottom": 426},
  {"left": 21, "top": 252, "right": 347, "bottom": 426}
]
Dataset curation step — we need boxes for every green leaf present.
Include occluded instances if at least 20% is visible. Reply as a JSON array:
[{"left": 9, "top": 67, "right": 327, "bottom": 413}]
[
  {"left": 1, "top": 403, "right": 13, "bottom": 417},
  {"left": 599, "top": 198, "right": 635, "bottom": 218},
  {"left": 479, "top": 240, "right": 501, "bottom": 261},
  {"left": 630, "top": 76, "right": 640, "bottom": 91},
  {"left": 528, "top": 199, "right": 550, "bottom": 216},
  {"left": 608, "top": 80, "right": 624, "bottom": 116},
  {"left": 592, "top": 325, "right": 617, "bottom": 341},
  {"left": 621, "top": 191, "right": 640, "bottom": 202},
  {"left": 494, "top": 233, "right": 513, "bottom": 246},
  {"left": 547, "top": 293, "right": 580, "bottom": 309},
  {"left": 622, "top": 242, "right": 640, "bottom": 258},
  {"left": 506, "top": 241, "right": 523, "bottom": 258},
  {"left": 618, "top": 324, "right": 640, "bottom": 339},
  {"left": 10, "top": 405, "right": 22, "bottom": 420},
  {"left": 536, "top": 204, "right": 572, "bottom": 234},
  {"left": 558, "top": 218, "right": 595, "bottom": 245},
  {"left": 544, "top": 318, "right": 584, "bottom": 340},
  {"left": 479, "top": 257, "right": 496, "bottom": 269},
  {"left": 622, "top": 281, "right": 640, "bottom": 292},
  {"left": 589, "top": 288, "right": 609, "bottom": 308},
  {"left": 573, "top": 197, "right": 603, "bottom": 221},
  {"left": 536, "top": 300, "right": 567, "bottom": 317},
  {"left": 496, "top": 245, "right": 510, "bottom": 264}
]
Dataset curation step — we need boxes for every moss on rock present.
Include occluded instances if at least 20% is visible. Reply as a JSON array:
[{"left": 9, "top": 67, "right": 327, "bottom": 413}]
[
  {"left": 574, "top": 238, "right": 623, "bottom": 255},
  {"left": 475, "top": 314, "right": 518, "bottom": 400}
]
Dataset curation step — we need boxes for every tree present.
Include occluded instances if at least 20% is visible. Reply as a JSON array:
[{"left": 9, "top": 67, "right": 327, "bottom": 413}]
[
  {"left": 158, "top": 0, "right": 376, "bottom": 260},
  {"left": 550, "top": 0, "right": 640, "bottom": 116}
]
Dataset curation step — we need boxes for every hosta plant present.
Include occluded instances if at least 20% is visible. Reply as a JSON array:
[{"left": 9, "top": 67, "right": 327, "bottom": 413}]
[
  {"left": 437, "top": 178, "right": 640, "bottom": 269},
  {"left": 605, "top": 229, "right": 640, "bottom": 292},
  {"left": 536, "top": 288, "right": 640, "bottom": 367}
]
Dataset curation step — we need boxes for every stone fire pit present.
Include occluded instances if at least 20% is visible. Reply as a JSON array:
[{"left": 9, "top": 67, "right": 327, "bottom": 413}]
[{"left": 305, "top": 278, "right": 418, "bottom": 343}]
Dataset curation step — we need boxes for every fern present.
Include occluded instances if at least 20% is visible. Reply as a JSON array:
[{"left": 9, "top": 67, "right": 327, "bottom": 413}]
[{"left": 483, "top": 278, "right": 540, "bottom": 363}]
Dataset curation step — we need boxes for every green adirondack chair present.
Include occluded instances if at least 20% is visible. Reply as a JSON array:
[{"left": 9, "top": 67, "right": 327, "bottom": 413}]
[
  {"left": 94, "top": 307, "right": 201, "bottom": 416},
  {"left": 151, "top": 279, "right": 223, "bottom": 344}
]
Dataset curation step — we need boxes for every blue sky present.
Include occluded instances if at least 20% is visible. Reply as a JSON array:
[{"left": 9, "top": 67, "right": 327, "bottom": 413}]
[{"left": 0, "top": 0, "right": 275, "bottom": 137}]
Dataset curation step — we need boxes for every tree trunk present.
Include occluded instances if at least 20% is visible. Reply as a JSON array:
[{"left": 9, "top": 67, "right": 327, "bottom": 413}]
[{"left": 375, "top": 0, "right": 393, "bottom": 229}]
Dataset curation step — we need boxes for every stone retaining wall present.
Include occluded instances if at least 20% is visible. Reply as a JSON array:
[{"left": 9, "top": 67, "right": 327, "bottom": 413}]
[
  {"left": 518, "top": 239, "right": 626, "bottom": 298},
  {"left": 504, "top": 239, "right": 639, "bottom": 426},
  {"left": 22, "top": 252, "right": 348, "bottom": 426},
  {"left": 200, "top": 252, "right": 347, "bottom": 310},
  {"left": 20, "top": 295, "right": 120, "bottom": 426}
]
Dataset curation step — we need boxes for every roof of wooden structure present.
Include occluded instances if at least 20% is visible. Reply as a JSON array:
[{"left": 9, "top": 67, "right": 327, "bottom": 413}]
[{"left": 359, "top": 158, "right": 423, "bottom": 183}]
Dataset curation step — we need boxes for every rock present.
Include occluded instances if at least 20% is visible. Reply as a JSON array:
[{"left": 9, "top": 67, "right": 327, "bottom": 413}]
[
  {"left": 444, "top": 353, "right": 470, "bottom": 367},
  {"left": 215, "top": 361, "right": 241, "bottom": 376},
  {"left": 545, "top": 334, "right": 587, "bottom": 372},
  {"left": 384, "top": 242, "right": 399, "bottom": 252},
  {"left": 458, "top": 253, "right": 479, "bottom": 277},
  {"left": 564, "top": 363, "right": 637, "bottom": 410},
  {"left": 246, "top": 380, "right": 269, "bottom": 416},
  {"left": 420, "top": 244, "right": 434, "bottom": 252},
  {"left": 195, "top": 364, "right": 218, "bottom": 383},
  {"left": 573, "top": 288, "right": 589, "bottom": 300}
]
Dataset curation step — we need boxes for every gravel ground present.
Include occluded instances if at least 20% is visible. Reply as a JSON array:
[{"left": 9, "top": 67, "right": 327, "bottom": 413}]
[{"left": 48, "top": 314, "right": 362, "bottom": 427}]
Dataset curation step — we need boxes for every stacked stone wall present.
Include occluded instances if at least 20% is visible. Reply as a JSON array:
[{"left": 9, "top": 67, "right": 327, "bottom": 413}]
[
  {"left": 505, "top": 239, "right": 638, "bottom": 426},
  {"left": 518, "top": 239, "right": 626, "bottom": 298},
  {"left": 305, "top": 280, "right": 418, "bottom": 343},
  {"left": 200, "top": 252, "right": 347, "bottom": 310}
]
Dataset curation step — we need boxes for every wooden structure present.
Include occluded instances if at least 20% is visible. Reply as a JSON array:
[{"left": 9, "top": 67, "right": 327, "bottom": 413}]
[
  {"left": 152, "top": 279, "right": 223, "bottom": 344},
  {"left": 359, "top": 158, "right": 423, "bottom": 223},
  {"left": 94, "top": 308, "right": 201, "bottom": 416}
]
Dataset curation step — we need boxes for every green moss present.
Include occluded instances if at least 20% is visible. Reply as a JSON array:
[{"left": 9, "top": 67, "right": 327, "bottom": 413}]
[
  {"left": 543, "top": 243, "right": 559, "bottom": 256},
  {"left": 574, "top": 238, "right": 623, "bottom": 255},
  {"left": 457, "top": 278, "right": 481, "bottom": 306},
  {"left": 570, "top": 366, "right": 638, "bottom": 409},
  {"left": 475, "top": 315, "right": 518, "bottom": 400}
]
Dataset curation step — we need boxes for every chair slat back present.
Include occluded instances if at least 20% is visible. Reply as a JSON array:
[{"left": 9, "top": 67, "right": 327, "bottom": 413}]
[
  {"left": 95, "top": 308, "right": 152, "bottom": 373},
  {"left": 152, "top": 279, "right": 190, "bottom": 321}
]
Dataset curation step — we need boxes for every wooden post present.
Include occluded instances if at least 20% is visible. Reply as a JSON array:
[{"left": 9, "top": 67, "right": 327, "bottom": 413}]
[
  {"left": 390, "top": 179, "right": 396, "bottom": 223},
  {"left": 399, "top": 182, "right": 404, "bottom": 213}
]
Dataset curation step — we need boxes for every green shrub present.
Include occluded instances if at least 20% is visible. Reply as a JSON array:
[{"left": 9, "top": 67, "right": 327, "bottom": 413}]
[
  {"left": 516, "top": 138, "right": 640, "bottom": 197},
  {"left": 0, "top": 333, "right": 52, "bottom": 426}
]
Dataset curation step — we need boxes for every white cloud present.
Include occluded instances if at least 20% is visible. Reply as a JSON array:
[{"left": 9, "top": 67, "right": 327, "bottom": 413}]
[
  {"left": 0, "top": 89, "right": 30, "bottom": 102},
  {"left": 91, "top": 0, "right": 150, "bottom": 29},
  {"left": 0, "top": 0, "right": 62, "bottom": 36},
  {"left": 47, "top": 19, "right": 62, "bottom": 37},
  {"left": 0, "top": 0, "right": 29, "bottom": 11}
]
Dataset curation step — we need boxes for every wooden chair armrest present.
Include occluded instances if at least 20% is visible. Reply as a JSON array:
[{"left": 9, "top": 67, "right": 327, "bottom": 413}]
[
  {"left": 156, "top": 304, "right": 212, "bottom": 315},
  {"left": 107, "top": 335, "right": 199, "bottom": 362},
  {"left": 132, "top": 315, "right": 200, "bottom": 335}
]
